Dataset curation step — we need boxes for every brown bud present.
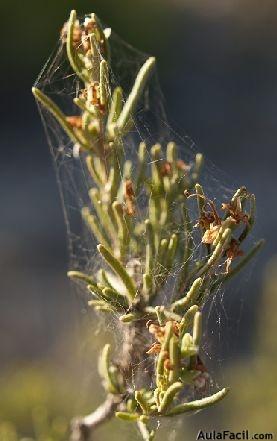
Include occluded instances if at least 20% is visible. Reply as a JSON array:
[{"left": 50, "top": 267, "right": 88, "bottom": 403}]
[
  {"left": 66, "top": 116, "right": 82, "bottom": 129},
  {"left": 160, "top": 161, "right": 172, "bottom": 177}
]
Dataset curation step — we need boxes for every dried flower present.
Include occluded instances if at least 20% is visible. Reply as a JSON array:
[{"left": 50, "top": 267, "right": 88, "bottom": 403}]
[
  {"left": 66, "top": 116, "right": 82, "bottom": 129},
  {"left": 202, "top": 223, "right": 221, "bottom": 244},
  {"left": 225, "top": 238, "right": 244, "bottom": 272},
  {"left": 222, "top": 201, "right": 249, "bottom": 225},
  {"left": 124, "top": 179, "right": 136, "bottom": 216}
]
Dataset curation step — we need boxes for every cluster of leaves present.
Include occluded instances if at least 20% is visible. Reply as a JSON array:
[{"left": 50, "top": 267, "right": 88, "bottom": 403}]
[{"left": 32, "top": 10, "right": 263, "bottom": 441}]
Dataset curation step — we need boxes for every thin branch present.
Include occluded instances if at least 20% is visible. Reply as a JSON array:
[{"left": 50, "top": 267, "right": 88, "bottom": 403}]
[{"left": 70, "top": 394, "right": 122, "bottom": 441}]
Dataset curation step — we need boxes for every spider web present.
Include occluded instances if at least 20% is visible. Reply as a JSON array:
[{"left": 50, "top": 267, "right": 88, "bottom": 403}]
[{"left": 34, "top": 13, "right": 258, "bottom": 440}]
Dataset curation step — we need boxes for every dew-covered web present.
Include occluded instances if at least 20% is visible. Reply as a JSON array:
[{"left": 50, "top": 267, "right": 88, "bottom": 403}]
[{"left": 34, "top": 13, "right": 258, "bottom": 439}]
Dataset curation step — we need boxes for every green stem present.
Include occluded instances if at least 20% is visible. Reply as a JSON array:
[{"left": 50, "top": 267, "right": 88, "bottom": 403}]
[
  {"left": 117, "top": 57, "right": 156, "bottom": 132},
  {"left": 32, "top": 87, "right": 89, "bottom": 149},
  {"left": 66, "top": 10, "right": 88, "bottom": 84},
  {"left": 212, "top": 239, "right": 265, "bottom": 291},
  {"left": 97, "top": 244, "right": 137, "bottom": 302},
  {"left": 165, "top": 387, "right": 229, "bottom": 416}
]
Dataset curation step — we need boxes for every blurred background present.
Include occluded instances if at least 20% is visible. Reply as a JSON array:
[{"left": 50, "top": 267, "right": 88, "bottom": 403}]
[{"left": 1, "top": 0, "right": 277, "bottom": 439}]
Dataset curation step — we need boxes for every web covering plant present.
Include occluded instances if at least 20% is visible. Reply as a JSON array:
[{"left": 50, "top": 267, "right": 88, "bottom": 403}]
[{"left": 32, "top": 10, "right": 263, "bottom": 441}]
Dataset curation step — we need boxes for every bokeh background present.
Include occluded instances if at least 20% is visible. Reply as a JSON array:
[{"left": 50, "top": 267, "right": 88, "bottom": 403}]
[{"left": 1, "top": 0, "right": 277, "bottom": 439}]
